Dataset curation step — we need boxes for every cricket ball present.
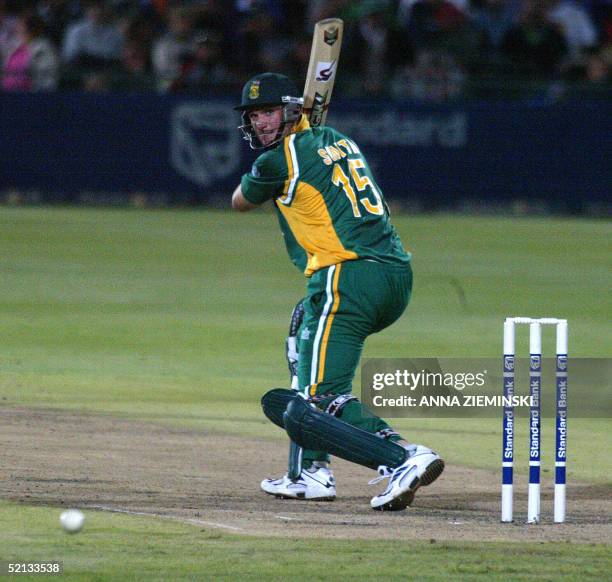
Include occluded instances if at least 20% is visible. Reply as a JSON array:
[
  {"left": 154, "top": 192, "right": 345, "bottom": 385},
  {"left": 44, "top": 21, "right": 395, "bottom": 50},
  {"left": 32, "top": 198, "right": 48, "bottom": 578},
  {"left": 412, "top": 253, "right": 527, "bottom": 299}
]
[{"left": 60, "top": 509, "right": 85, "bottom": 534}]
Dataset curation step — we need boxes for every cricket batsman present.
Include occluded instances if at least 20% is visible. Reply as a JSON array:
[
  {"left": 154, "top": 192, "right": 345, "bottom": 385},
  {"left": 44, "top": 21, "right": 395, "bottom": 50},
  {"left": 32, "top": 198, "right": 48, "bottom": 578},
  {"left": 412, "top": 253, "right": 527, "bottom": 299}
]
[{"left": 231, "top": 73, "right": 444, "bottom": 511}]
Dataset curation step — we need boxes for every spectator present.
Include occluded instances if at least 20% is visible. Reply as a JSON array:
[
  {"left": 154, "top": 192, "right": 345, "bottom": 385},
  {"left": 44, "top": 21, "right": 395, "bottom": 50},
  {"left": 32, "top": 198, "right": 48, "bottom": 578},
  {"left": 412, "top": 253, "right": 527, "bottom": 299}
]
[
  {"left": 0, "top": 0, "right": 20, "bottom": 62},
  {"left": 191, "top": 0, "right": 237, "bottom": 60},
  {"left": 589, "top": 0, "right": 612, "bottom": 46},
  {"left": 62, "top": 0, "right": 123, "bottom": 67},
  {"left": 546, "top": 0, "right": 598, "bottom": 65},
  {"left": 400, "top": 0, "right": 477, "bottom": 65},
  {"left": 180, "top": 29, "right": 237, "bottom": 93},
  {"left": 583, "top": 48, "right": 610, "bottom": 84},
  {"left": 391, "top": 48, "right": 465, "bottom": 101},
  {"left": 501, "top": 0, "right": 567, "bottom": 77},
  {"left": 115, "top": 14, "right": 156, "bottom": 91},
  {"left": 2, "top": 13, "right": 59, "bottom": 91},
  {"left": 234, "top": 0, "right": 285, "bottom": 23},
  {"left": 0, "top": 0, "right": 607, "bottom": 97},
  {"left": 307, "top": 0, "right": 351, "bottom": 29},
  {"left": 36, "top": 0, "right": 83, "bottom": 48},
  {"left": 469, "top": 0, "right": 520, "bottom": 57},
  {"left": 151, "top": 6, "right": 193, "bottom": 92},
  {"left": 404, "top": 0, "right": 467, "bottom": 46},
  {"left": 347, "top": 1, "right": 398, "bottom": 96},
  {"left": 235, "top": 1, "right": 288, "bottom": 74},
  {"left": 566, "top": 45, "right": 611, "bottom": 84},
  {"left": 397, "top": 0, "right": 469, "bottom": 28},
  {"left": 190, "top": 0, "right": 234, "bottom": 35}
]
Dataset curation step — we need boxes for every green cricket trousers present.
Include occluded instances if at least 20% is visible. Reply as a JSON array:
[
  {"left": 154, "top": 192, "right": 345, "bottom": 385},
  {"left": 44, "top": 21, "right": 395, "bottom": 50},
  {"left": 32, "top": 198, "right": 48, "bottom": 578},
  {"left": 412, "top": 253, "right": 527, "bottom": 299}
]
[{"left": 297, "top": 258, "right": 413, "bottom": 466}]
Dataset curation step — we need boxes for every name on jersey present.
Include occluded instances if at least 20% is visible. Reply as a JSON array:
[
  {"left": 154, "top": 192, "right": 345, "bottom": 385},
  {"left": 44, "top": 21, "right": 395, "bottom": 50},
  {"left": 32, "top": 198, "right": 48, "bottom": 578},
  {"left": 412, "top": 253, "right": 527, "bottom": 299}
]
[{"left": 317, "top": 138, "right": 361, "bottom": 166}]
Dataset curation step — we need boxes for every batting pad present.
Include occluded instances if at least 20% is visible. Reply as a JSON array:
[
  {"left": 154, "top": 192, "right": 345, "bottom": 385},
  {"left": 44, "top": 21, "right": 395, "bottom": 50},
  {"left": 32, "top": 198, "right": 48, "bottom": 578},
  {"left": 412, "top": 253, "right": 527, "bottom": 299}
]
[
  {"left": 261, "top": 388, "right": 296, "bottom": 429},
  {"left": 284, "top": 396, "right": 408, "bottom": 471}
]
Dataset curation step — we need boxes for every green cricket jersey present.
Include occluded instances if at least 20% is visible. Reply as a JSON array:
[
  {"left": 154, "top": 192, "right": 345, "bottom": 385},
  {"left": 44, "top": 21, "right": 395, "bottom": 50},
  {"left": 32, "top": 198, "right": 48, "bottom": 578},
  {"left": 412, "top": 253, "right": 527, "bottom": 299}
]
[{"left": 241, "top": 115, "right": 411, "bottom": 276}]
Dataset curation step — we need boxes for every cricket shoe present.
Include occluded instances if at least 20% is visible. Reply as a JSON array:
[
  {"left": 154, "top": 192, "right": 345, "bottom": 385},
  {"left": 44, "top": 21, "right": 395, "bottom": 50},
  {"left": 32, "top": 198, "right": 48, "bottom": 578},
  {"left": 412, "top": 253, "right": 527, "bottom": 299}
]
[
  {"left": 261, "top": 464, "right": 336, "bottom": 501},
  {"left": 370, "top": 445, "right": 445, "bottom": 511}
]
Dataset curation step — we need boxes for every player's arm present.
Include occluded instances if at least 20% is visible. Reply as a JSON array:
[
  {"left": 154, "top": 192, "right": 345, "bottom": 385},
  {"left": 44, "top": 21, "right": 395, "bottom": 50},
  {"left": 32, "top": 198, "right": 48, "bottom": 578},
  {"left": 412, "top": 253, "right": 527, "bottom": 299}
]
[
  {"left": 231, "top": 184, "right": 258, "bottom": 212},
  {"left": 233, "top": 150, "right": 287, "bottom": 211}
]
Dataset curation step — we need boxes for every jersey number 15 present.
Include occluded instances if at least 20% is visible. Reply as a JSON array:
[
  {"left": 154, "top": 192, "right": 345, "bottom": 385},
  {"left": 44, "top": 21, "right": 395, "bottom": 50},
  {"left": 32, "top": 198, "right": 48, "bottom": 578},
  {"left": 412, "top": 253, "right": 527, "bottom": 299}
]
[{"left": 332, "top": 158, "right": 384, "bottom": 217}]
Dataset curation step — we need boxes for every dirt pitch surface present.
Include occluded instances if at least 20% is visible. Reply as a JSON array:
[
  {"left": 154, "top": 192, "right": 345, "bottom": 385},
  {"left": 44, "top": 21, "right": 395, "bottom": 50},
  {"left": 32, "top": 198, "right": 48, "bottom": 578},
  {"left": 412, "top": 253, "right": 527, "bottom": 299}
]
[{"left": 1, "top": 407, "right": 610, "bottom": 543}]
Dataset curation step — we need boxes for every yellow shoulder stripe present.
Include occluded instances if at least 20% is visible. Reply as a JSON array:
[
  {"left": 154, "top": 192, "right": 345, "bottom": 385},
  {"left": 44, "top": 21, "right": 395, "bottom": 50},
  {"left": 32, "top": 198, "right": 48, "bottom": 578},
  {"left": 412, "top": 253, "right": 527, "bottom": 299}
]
[{"left": 279, "top": 135, "right": 295, "bottom": 203}]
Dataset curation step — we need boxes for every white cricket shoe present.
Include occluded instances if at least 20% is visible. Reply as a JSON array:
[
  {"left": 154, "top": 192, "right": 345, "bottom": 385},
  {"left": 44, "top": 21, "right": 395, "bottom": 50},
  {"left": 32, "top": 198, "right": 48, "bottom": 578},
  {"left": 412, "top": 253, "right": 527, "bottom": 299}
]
[
  {"left": 261, "top": 464, "right": 336, "bottom": 501},
  {"left": 370, "top": 445, "right": 444, "bottom": 511}
]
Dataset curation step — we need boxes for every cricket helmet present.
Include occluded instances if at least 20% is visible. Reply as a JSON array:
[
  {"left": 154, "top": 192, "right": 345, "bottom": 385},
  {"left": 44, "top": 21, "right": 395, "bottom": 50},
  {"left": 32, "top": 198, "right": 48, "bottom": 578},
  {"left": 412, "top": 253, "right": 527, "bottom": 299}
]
[
  {"left": 235, "top": 73, "right": 301, "bottom": 110},
  {"left": 236, "top": 72, "right": 303, "bottom": 149}
]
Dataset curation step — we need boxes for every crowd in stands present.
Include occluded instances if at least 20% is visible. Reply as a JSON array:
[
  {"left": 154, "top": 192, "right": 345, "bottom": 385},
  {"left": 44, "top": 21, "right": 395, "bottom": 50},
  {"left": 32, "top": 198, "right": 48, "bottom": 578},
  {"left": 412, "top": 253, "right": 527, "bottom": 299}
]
[{"left": 0, "top": 0, "right": 610, "bottom": 100}]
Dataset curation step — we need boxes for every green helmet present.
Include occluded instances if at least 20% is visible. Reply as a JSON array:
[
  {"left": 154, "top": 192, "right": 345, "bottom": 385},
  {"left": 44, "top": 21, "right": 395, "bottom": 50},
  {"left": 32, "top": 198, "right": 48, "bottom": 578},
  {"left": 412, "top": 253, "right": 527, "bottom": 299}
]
[
  {"left": 235, "top": 72, "right": 301, "bottom": 111},
  {"left": 236, "top": 73, "right": 304, "bottom": 149}
]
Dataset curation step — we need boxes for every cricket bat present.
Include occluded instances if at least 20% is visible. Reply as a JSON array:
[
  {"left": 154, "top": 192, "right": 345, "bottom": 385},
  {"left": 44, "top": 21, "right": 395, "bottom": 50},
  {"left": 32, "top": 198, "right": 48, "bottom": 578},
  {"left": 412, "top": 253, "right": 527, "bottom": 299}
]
[
  {"left": 286, "top": 19, "right": 344, "bottom": 482},
  {"left": 302, "top": 18, "right": 344, "bottom": 128}
]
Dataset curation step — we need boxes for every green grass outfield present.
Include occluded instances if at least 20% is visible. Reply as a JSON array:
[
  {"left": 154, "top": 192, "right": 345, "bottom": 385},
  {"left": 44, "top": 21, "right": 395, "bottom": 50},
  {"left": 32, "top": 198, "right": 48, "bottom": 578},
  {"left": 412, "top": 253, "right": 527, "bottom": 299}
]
[
  {"left": 1, "top": 208, "right": 610, "bottom": 579},
  {"left": 1, "top": 501, "right": 609, "bottom": 582}
]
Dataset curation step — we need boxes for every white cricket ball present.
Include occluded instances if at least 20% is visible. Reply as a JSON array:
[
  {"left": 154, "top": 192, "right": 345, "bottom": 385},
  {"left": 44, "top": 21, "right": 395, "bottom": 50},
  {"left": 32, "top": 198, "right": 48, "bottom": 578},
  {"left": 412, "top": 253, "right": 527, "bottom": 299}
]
[{"left": 60, "top": 509, "right": 85, "bottom": 534}]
